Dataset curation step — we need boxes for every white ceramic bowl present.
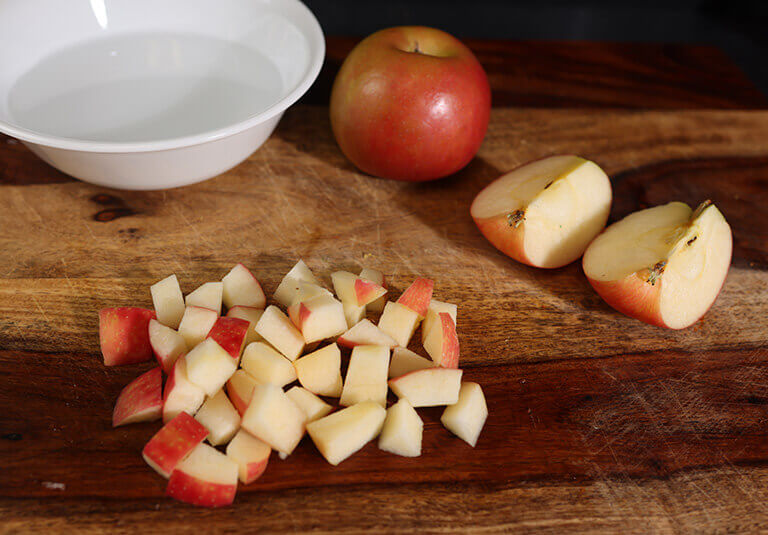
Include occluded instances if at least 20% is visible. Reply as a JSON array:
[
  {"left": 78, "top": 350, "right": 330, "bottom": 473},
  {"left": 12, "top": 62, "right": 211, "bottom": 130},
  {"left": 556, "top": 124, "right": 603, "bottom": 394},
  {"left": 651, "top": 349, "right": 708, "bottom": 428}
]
[{"left": 0, "top": 0, "right": 324, "bottom": 190}]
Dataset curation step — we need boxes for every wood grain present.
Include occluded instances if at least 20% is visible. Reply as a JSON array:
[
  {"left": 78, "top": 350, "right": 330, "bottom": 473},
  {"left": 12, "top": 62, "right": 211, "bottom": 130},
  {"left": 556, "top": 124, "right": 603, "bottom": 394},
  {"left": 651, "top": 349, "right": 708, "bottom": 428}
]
[
  {"left": 1, "top": 106, "right": 767, "bottom": 532},
  {"left": 303, "top": 38, "right": 768, "bottom": 109}
]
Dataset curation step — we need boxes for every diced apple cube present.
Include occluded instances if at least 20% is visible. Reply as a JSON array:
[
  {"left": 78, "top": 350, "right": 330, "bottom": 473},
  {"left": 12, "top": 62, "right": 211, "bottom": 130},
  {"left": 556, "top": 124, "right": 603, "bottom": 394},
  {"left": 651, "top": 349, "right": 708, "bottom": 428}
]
[
  {"left": 289, "top": 281, "right": 332, "bottom": 306},
  {"left": 337, "top": 319, "right": 397, "bottom": 349},
  {"left": 359, "top": 267, "right": 386, "bottom": 313},
  {"left": 343, "top": 301, "right": 366, "bottom": 328},
  {"left": 389, "top": 347, "right": 434, "bottom": 378},
  {"left": 185, "top": 339, "right": 238, "bottom": 397},
  {"left": 206, "top": 316, "right": 249, "bottom": 361},
  {"left": 222, "top": 263, "right": 266, "bottom": 309},
  {"left": 388, "top": 368, "right": 463, "bottom": 407},
  {"left": 226, "top": 306, "right": 264, "bottom": 345},
  {"left": 306, "top": 402, "right": 386, "bottom": 466},
  {"left": 226, "top": 369, "right": 259, "bottom": 416},
  {"left": 293, "top": 343, "right": 343, "bottom": 397},
  {"left": 178, "top": 306, "right": 218, "bottom": 348},
  {"left": 99, "top": 307, "right": 156, "bottom": 366},
  {"left": 378, "top": 399, "right": 423, "bottom": 457},
  {"left": 287, "top": 294, "right": 347, "bottom": 343},
  {"left": 142, "top": 412, "right": 208, "bottom": 478},
  {"left": 377, "top": 301, "right": 421, "bottom": 347},
  {"left": 149, "top": 319, "right": 188, "bottom": 374},
  {"left": 150, "top": 274, "right": 185, "bottom": 329},
  {"left": 241, "top": 383, "right": 305, "bottom": 455},
  {"left": 441, "top": 382, "right": 488, "bottom": 447},
  {"left": 332, "top": 270, "right": 386, "bottom": 307},
  {"left": 397, "top": 277, "right": 434, "bottom": 317},
  {"left": 340, "top": 345, "right": 390, "bottom": 407},
  {"left": 194, "top": 390, "right": 241, "bottom": 446},
  {"left": 254, "top": 305, "right": 305, "bottom": 361},
  {"left": 240, "top": 342, "right": 297, "bottom": 387},
  {"left": 422, "top": 299, "right": 458, "bottom": 345},
  {"left": 423, "top": 312, "right": 460, "bottom": 368},
  {"left": 285, "top": 386, "right": 333, "bottom": 423},
  {"left": 226, "top": 429, "right": 271, "bottom": 484},
  {"left": 166, "top": 443, "right": 238, "bottom": 507},
  {"left": 163, "top": 356, "right": 206, "bottom": 423},
  {"left": 273, "top": 260, "right": 320, "bottom": 306},
  {"left": 185, "top": 282, "right": 223, "bottom": 315},
  {"left": 112, "top": 366, "right": 162, "bottom": 427}
]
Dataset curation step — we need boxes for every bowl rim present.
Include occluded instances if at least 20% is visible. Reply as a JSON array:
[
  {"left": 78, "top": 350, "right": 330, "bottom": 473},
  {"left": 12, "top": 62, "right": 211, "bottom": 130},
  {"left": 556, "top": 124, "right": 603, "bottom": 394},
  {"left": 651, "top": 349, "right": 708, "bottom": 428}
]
[{"left": 0, "top": 0, "right": 325, "bottom": 153}]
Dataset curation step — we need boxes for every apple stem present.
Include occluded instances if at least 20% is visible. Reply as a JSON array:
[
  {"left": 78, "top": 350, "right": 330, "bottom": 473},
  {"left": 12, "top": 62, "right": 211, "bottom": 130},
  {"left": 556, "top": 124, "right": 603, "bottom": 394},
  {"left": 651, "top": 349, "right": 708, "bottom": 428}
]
[
  {"left": 691, "top": 199, "right": 713, "bottom": 220},
  {"left": 506, "top": 210, "right": 525, "bottom": 228},
  {"left": 413, "top": 41, "right": 421, "bottom": 54},
  {"left": 645, "top": 260, "right": 667, "bottom": 286}
]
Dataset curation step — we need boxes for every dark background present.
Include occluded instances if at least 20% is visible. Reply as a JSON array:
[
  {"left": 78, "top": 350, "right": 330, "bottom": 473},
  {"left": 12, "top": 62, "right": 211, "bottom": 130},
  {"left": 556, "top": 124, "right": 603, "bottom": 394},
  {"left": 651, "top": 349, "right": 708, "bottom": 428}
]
[{"left": 304, "top": 0, "right": 768, "bottom": 96}]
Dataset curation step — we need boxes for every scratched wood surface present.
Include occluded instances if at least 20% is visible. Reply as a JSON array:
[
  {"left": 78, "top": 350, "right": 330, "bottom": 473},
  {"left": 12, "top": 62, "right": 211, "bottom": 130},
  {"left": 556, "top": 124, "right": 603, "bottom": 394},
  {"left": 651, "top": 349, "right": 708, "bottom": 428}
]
[{"left": 1, "top": 106, "right": 767, "bottom": 533}]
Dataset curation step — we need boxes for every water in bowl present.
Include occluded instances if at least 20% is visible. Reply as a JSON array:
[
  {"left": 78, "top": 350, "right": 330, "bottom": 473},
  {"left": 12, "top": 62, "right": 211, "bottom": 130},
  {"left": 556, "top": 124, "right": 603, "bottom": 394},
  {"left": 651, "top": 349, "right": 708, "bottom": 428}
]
[{"left": 8, "top": 32, "right": 284, "bottom": 143}]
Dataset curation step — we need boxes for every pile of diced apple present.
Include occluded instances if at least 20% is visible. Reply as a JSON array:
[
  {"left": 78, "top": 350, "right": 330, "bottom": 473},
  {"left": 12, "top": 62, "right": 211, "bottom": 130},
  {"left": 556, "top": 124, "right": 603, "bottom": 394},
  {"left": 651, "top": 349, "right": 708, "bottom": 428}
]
[{"left": 101, "top": 261, "right": 488, "bottom": 508}]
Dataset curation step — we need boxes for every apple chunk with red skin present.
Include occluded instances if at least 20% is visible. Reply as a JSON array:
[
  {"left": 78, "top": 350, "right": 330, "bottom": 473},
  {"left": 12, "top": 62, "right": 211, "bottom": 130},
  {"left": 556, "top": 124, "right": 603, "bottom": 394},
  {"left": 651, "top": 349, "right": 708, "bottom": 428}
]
[
  {"left": 423, "top": 312, "right": 460, "bottom": 368},
  {"left": 287, "top": 294, "right": 348, "bottom": 344},
  {"left": 206, "top": 316, "right": 249, "bottom": 361},
  {"left": 397, "top": 277, "right": 434, "bottom": 317},
  {"left": 226, "top": 429, "right": 271, "bottom": 484},
  {"left": 471, "top": 154, "right": 612, "bottom": 268},
  {"left": 163, "top": 355, "right": 206, "bottom": 423},
  {"left": 142, "top": 412, "right": 208, "bottom": 478},
  {"left": 112, "top": 366, "right": 162, "bottom": 427},
  {"left": 331, "top": 271, "right": 386, "bottom": 307},
  {"left": 226, "top": 369, "right": 259, "bottom": 416},
  {"left": 226, "top": 306, "right": 264, "bottom": 345},
  {"left": 166, "top": 442, "right": 238, "bottom": 508},
  {"left": 222, "top": 263, "right": 266, "bottom": 309},
  {"left": 99, "top": 307, "right": 156, "bottom": 366},
  {"left": 330, "top": 26, "right": 490, "bottom": 182},
  {"left": 149, "top": 319, "right": 187, "bottom": 374},
  {"left": 583, "top": 200, "right": 732, "bottom": 329},
  {"left": 359, "top": 267, "right": 386, "bottom": 313}
]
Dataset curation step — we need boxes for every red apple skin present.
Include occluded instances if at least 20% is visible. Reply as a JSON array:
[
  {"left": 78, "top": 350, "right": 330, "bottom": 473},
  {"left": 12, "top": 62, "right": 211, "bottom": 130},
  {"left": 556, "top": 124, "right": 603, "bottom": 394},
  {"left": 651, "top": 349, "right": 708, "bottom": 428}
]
[
  {"left": 142, "top": 412, "right": 208, "bottom": 478},
  {"left": 586, "top": 273, "right": 665, "bottom": 328},
  {"left": 439, "top": 313, "right": 460, "bottom": 369},
  {"left": 166, "top": 470, "right": 236, "bottom": 508},
  {"left": 99, "top": 307, "right": 156, "bottom": 366},
  {"left": 206, "top": 317, "right": 249, "bottom": 359},
  {"left": 330, "top": 26, "right": 491, "bottom": 182},
  {"left": 473, "top": 214, "right": 531, "bottom": 266},
  {"left": 242, "top": 458, "right": 269, "bottom": 485},
  {"left": 397, "top": 277, "right": 434, "bottom": 317},
  {"left": 112, "top": 366, "right": 163, "bottom": 427}
]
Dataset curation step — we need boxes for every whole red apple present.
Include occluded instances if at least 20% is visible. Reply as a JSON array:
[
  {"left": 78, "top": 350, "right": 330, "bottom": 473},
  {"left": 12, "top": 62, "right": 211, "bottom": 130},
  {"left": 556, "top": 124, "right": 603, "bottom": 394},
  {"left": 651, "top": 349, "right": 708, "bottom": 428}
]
[{"left": 330, "top": 26, "right": 491, "bottom": 182}]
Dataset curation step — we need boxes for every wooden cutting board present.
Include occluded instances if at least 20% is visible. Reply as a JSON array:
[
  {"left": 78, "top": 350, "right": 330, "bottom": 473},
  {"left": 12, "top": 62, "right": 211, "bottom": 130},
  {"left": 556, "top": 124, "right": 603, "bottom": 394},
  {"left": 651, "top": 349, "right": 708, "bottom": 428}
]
[{"left": 1, "top": 106, "right": 767, "bottom": 533}]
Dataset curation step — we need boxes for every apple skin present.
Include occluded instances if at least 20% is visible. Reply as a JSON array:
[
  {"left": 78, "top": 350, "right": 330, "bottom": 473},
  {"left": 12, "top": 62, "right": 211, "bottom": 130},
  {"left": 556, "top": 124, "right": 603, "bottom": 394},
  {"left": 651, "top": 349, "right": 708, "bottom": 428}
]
[
  {"left": 330, "top": 26, "right": 491, "bottom": 182},
  {"left": 586, "top": 274, "right": 665, "bottom": 328},
  {"left": 473, "top": 214, "right": 529, "bottom": 266}
]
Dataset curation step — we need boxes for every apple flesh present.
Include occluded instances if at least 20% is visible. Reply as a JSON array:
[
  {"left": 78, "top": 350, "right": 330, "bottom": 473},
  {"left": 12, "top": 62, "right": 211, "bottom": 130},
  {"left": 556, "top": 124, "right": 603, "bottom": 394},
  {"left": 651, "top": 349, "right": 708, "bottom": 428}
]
[
  {"left": 330, "top": 26, "right": 490, "bottom": 182},
  {"left": 343, "top": 301, "right": 367, "bottom": 328},
  {"left": 178, "top": 306, "right": 218, "bottom": 348},
  {"left": 378, "top": 398, "right": 423, "bottom": 457},
  {"left": 240, "top": 342, "right": 297, "bottom": 387},
  {"left": 163, "top": 356, "right": 206, "bottom": 423},
  {"left": 222, "top": 263, "right": 266, "bottom": 309},
  {"left": 226, "top": 429, "right": 271, "bottom": 484},
  {"left": 377, "top": 301, "right": 421, "bottom": 348},
  {"left": 397, "top": 277, "right": 434, "bottom": 317},
  {"left": 148, "top": 319, "right": 188, "bottom": 374},
  {"left": 293, "top": 343, "right": 343, "bottom": 397},
  {"left": 226, "top": 306, "right": 264, "bottom": 345},
  {"left": 389, "top": 347, "right": 434, "bottom": 378},
  {"left": 331, "top": 270, "right": 386, "bottom": 307},
  {"left": 99, "top": 307, "right": 156, "bottom": 366},
  {"left": 306, "top": 402, "right": 386, "bottom": 466},
  {"left": 287, "top": 294, "right": 347, "bottom": 344},
  {"left": 194, "top": 390, "right": 241, "bottom": 446},
  {"left": 441, "top": 382, "right": 487, "bottom": 447},
  {"left": 471, "top": 154, "right": 613, "bottom": 268},
  {"left": 166, "top": 442, "right": 238, "bottom": 507},
  {"left": 226, "top": 369, "right": 259, "bottom": 416},
  {"left": 337, "top": 319, "right": 397, "bottom": 348},
  {"left": 206, "top": 316, "right": 249, "bottom": 361},
  {"left": 389, "top": 368, "right": 463, "bottom": 407},
  {"left": 583, "top": 200, "right": 732, "bottom": 329},
  {"left": 112, "top": 366, "right": 162, "bottom": 427},
  {"left": 241, "top": 383, "right": 306, "bottom": 455},
  {"left": 421, "top": 299, "right": 457, "bottom": 345},
  {"left": 255, "top": 305, "right": 305, "bottom": 361},
  {"left": 422, "top": 312, "right": 460, "bottom": 368},
  {"left": 340, "top": 345, "right": 390, "bottom": 407},
  {"left": 359, "top": 267, "right": 386, "bottom": 313},
  {"left": 273, "top": 260, "right": 320, "bottom": 307},
  {"left": 150, "top": 274, "right": 185, "bottom": 329},
  {"left": 185, "top": 281, "right": 223, "bottom": 315},
  {"left": 142, "top": 412, "right": 208, "bottom": 478},
  {"left": 185, "top": 339, "right": 238, "bottom": 397},
  {"left": 290, "top": 281, "right": 332, "bottom": 306},
  {"left": 285, "top": 386, "right": 333, "bottom": 423}
]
